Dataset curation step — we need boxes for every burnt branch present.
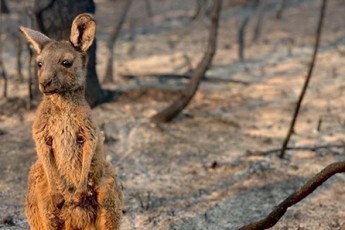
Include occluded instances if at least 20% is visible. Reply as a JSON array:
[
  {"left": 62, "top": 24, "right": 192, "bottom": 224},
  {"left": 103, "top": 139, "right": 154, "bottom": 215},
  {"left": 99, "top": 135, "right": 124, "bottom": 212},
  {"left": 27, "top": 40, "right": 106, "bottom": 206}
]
[
  {"left": 120, "top": 73, "right": 250, "bottom": 85},
  {"left": 239, "top": 160, "right": 345, "bottom": 230},
  {"left": 246, "top": 144, "right": 344, "bottom": 156},
  {"left": 280, "top": 0, "right": 327, "bottom": 158},
  {"left": 151, "top": 0, "right": 221, "bottom": 123}
]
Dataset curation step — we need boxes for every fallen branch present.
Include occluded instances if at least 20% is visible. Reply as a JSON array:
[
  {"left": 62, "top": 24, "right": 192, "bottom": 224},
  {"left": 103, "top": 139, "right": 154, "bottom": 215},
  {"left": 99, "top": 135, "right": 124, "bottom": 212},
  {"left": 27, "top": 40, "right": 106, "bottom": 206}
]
[
  {"left": 120, "top": 73, "right": 250, "bottom": 85},
  {"left": 280, "top": 0, "right": 327, "bottom": 158},
  {"left": 239, "top": 160, "right": 345, "bottom": 230},
  {"left": 246, "top": 144, "right": 344, "bottom": 156}
]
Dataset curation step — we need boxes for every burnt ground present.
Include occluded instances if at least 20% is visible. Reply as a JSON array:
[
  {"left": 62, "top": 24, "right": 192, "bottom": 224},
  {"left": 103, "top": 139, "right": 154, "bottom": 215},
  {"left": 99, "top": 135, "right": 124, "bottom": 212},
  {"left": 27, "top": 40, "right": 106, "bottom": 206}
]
[{"left": 2, "top": 0, "right": 345, "bottom": 229}]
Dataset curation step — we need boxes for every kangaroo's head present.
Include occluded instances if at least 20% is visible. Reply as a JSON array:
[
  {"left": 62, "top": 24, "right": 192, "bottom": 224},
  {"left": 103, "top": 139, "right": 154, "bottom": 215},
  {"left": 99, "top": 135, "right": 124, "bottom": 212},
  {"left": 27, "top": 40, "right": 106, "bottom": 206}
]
[{"left": 19, "top": 14, "right": 96, "bottom": 95}]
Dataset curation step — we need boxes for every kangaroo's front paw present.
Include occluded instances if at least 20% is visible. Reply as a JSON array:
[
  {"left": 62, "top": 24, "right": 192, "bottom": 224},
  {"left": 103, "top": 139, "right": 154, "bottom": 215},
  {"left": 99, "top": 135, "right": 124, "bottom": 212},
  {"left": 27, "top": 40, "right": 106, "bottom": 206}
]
[
  {"left": 72, "top": 190, "right": 87, "bottom": 207},
  {"left": 51, "top": 193, "right": 65, "bottom": 210}
]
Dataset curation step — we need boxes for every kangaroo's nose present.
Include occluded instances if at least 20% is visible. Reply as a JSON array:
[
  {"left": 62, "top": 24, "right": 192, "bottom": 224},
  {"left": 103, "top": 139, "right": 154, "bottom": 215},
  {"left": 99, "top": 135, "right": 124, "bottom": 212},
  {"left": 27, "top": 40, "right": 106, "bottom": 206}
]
[{"left": 40, "top": 79, "right": 52, "bottom": 88}]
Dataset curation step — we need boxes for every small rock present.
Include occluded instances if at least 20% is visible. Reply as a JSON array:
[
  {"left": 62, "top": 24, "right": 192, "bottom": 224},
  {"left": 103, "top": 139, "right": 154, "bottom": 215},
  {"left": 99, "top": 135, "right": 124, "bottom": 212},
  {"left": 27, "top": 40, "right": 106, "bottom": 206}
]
[
  {"left": 0, "top": 129, "right": 6, "bottom": 136},
  {"left": 100, "top": 123, "right": 118, "bottom": 144},
  {"left": 248, "top": 160, "right": 271, "bottom": 174},
  {"left": 210, "top": 161, "right": 218, "bottom": 169},
  {"left": 2, "top": 215, "right": 15, "bottom": 226}
]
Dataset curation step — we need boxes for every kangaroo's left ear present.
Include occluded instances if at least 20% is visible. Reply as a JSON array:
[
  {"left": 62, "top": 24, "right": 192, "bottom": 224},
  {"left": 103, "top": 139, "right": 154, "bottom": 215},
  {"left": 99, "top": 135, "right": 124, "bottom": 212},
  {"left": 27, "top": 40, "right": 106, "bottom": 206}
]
[
  {"left": 70, "top": 13, "right": 96, "bottom": 52},
  {"left": 19, "top": 26, "right": 51, "bottom": 54}
]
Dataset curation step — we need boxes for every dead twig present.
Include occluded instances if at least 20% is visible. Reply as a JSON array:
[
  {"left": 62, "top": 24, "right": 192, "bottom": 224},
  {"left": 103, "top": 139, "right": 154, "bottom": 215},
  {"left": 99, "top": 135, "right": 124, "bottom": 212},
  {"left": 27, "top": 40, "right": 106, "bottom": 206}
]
[
  {"left": 280, "top": 0, "right": 327, "bottom": 158},
  {"left": 238, "top": 160, "right": 345, "bottom": 230}
]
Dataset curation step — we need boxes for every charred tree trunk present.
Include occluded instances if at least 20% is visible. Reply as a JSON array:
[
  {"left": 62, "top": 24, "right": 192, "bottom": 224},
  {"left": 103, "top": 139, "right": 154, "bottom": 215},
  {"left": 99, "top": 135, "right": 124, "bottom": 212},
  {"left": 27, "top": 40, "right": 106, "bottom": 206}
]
[
  {"left": 151, "top": 0, "right": 222, "bottom": 123},
  {"left": 103, "top": 0, "right": 132, "bottom": 84},
  {"left": 33, "top": 0, "right": 106, "bottom": 107}
]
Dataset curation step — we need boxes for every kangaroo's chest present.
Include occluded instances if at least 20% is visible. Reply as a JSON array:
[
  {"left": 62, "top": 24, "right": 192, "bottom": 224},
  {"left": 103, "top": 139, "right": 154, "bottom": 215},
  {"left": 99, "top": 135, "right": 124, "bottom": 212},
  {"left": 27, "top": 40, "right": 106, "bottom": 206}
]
[
  {"left": 49, "top": 112, "right": 82, "bottom": 152},
  {"left": 48, "top": 112, "right": 85, "bottom": 183}
]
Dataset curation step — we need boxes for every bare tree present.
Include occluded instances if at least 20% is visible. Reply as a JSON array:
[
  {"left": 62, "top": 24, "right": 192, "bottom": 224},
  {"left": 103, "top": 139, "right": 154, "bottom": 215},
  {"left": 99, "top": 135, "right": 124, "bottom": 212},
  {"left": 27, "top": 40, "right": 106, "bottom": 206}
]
[
  {"left": 280, "top": 0, "right": 327, "bottom": 158},
  {"left": 276, "top": 0, "right": 287, "bottom": 20},
  {"left": 151, "top": 0, "right": 222, "bottom": 123},
  {"left": 238, "top": 0, "right": 260, "bottom": 62},
  {"left": 15, "top": 36, "right": 24, "bottom": 82},
  {"left": 103, "top": 0, "right": 132, "bottom": 83},
  {"left": 0, "top": 0, "right": 7, "bottom": 98},
  {"left": 144, "top": 0, "right": 152, "bottom": 18},
  {"left": 192, "top": 0, "right": 207, "bottom": 20},
  {"left": 238, "top": 15, "right": 250, "bottom": 62},
  {"left": 252, "top": 0, "right": 265, "bottom": 43}
]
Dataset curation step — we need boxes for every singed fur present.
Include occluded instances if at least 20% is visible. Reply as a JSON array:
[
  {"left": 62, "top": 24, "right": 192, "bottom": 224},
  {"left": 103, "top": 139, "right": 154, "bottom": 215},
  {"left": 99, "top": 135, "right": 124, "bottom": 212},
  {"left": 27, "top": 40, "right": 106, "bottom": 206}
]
[{"left": 21, "top": 14, "right": 123, "bottom": 230}]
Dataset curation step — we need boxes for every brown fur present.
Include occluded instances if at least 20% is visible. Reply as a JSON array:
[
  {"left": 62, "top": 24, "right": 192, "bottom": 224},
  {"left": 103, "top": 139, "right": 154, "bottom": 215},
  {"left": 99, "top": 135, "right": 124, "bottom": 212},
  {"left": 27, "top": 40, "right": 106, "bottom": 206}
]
[{"left": 20, "top": 14, "right": 123, "bottom": 230}]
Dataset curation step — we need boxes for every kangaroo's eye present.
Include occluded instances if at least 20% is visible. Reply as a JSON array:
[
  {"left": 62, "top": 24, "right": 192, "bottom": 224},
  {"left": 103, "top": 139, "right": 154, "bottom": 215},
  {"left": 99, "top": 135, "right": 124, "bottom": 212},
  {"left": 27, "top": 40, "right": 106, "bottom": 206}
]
[
  {"left": 62, "top": 60, "right": 73, "bottom": 68},
  {"left": 37, "top": 62, "right": 43, "bottom": 68}
]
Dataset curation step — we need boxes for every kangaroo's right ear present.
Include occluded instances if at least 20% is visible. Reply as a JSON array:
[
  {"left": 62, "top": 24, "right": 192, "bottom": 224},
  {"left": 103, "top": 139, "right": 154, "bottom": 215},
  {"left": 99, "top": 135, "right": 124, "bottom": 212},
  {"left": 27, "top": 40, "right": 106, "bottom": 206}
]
[
  {"left": 19, "top": 26, "right": 51, "bottom": 54},
  {"left": 69, "top": 14, "right": 96, "bottom": 52}
]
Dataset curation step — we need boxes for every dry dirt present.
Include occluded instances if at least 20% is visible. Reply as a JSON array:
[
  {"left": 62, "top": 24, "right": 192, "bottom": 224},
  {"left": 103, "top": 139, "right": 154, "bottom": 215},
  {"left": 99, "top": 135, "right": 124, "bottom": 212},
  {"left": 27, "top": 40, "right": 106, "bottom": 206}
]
[{"left": 2, "top": 0, "right": 345, "bottom": 229}]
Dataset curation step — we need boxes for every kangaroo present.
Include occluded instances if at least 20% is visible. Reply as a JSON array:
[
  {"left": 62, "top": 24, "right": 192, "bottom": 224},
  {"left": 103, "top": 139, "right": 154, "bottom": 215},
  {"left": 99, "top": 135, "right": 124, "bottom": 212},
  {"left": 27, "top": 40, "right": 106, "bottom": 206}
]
[{"left": 20, "top": 14, "right": 123, "bottom": 230}]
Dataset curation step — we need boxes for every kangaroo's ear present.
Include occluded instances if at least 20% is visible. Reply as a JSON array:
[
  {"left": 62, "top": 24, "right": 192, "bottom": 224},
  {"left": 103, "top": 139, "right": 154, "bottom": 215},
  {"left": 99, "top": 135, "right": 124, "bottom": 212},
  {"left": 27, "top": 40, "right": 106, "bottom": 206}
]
[
  {"left": 19, "top": 26, "right": 51, "bottom": 54},
  {"left": 70, "top": 13, "right": 96, "bottom": 52}
]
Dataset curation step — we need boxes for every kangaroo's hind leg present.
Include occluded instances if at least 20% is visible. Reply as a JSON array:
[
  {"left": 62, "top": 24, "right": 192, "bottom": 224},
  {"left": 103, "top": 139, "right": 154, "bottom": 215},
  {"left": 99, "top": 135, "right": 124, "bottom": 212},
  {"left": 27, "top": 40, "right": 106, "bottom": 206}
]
[
  {"left": 25, "top": 162, "right": 44, "bottom": 230},
  {"left": 95, "top": 174, "right": 123, "bottom": 230},
  {"left": 26, "top": 161, "right": 65, "bottom": 230}
]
